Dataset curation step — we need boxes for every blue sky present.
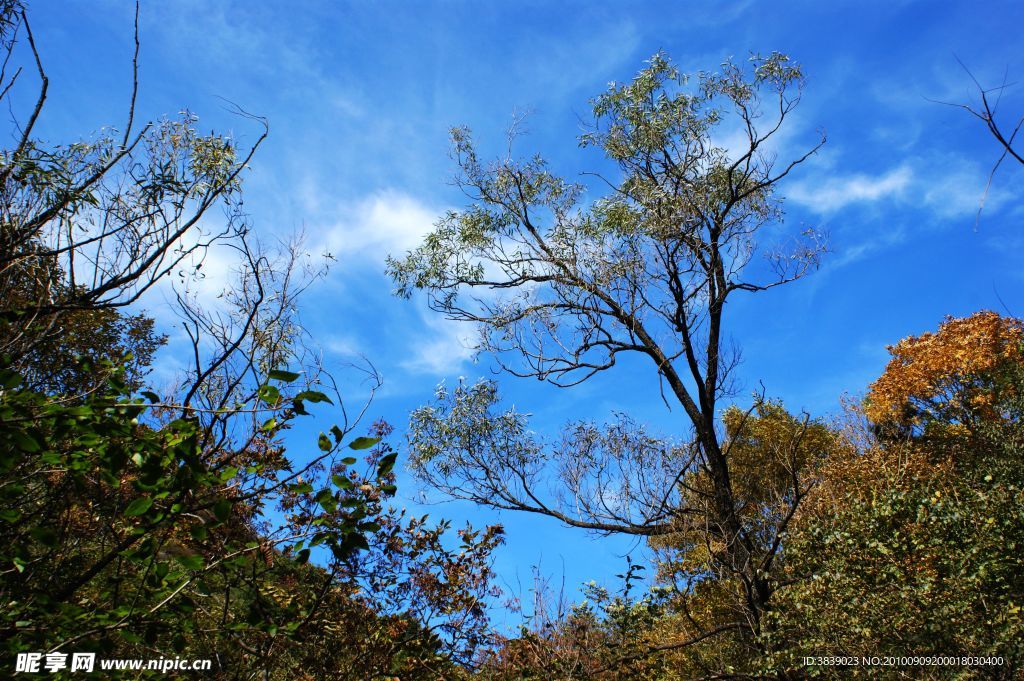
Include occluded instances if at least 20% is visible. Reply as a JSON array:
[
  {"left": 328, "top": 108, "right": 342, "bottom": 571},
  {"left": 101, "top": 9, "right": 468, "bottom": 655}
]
[{"left": 22, "top": 0, "right": 1024, "bottom": 626}]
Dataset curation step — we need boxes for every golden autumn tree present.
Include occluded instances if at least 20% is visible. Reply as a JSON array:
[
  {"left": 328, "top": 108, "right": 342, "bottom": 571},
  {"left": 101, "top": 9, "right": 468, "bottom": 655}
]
[{"left": 866, "top": 310, "right": 1024, "bottom": 441}]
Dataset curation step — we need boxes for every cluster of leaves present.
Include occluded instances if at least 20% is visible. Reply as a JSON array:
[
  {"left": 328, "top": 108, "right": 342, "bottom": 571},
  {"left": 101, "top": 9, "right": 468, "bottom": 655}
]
[{"left": 865, "top": 311, "right": 1024, "bottom": 435}]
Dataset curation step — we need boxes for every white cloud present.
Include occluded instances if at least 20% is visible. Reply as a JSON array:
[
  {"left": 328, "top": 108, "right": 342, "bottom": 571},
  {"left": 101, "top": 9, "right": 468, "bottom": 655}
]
[
  {"left": 138, "top": 228, "right": 247, "bottom": 330},
  {"left": 325, "top": 335, "right": 362, "bottom": 358},
  {"left": 787, "top": 155, "right": 1021, "bottom": 223},
  {"left": 305, "top": 188, "right": 478, "bottom": 376},
  {"left": 400, "top": 311, "right": 478, "bottom": 376},
  {"left": 314, "top": 189, "right": 443, "bottom": 268},
  {"left": 788, "top": 165, "right": 912, "bottom": 213}
]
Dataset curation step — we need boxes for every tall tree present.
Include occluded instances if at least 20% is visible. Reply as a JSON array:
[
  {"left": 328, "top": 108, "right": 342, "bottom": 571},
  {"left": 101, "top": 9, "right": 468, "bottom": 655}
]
[{"left": 391, "top": 51, "right": 826, "bottom": 659}]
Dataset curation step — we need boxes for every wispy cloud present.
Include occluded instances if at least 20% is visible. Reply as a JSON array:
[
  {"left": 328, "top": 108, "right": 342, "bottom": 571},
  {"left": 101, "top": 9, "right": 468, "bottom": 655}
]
[
  {"left": 400, "top": 312, "right": 478, "bottom": 376},
  {"left": 304, "top": 189, "right": 477, "bottom": 377},
  {"left": 788, "top": 155, "right": 1020, "bottom": 221},
  {"left": 919, "top": 164, "right": 1016, "bottom": 220},
  {"left": 311, "top": 189, "right": 443, "bottom": 269},
  {"left": 827, "top": 224, "right": 908, "bottom": 272},
  {"left": 788, "top": 165, "right": 912, "bottom": 213}
]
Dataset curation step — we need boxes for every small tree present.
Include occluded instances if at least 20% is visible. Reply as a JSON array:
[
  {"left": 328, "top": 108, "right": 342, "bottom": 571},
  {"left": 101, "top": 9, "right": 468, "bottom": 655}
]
[{"left": 391, "top": 51, "right": 827, "bottom": 664}]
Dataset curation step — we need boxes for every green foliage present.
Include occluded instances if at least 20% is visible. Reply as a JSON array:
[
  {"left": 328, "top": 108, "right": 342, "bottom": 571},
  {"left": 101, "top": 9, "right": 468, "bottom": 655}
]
[
  {"left": 770, "top": 463, "right": 1024, "bottom": 675},
  {"left": 0, "top": 354, "right": 504, "bottom": 678},
  {"left": 0, "top": 359, "right": 371, "bottom": 662}
]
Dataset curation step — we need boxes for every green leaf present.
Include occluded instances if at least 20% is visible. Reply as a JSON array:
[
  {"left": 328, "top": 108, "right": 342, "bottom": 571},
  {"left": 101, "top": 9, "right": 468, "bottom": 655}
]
[
  {"left": 316, "top": 488, "right": 337, "bottom": 513},
  {"left": 348, "top": 436, "right": 380, "bottom": 451},
  {"left": 377, "top": 452, "right": 398, "bottom": 477},
  {"left": 124, "top": 497, "right": 153, "bottom": 517},
  {"left": 172, "top": 634, "right": 186, "bottom": 653},
  {"left": 268, "top": 369, "right": 301, "bottom": 383},
  {"left": 11, "top": 430, "right": 41, "bottom": 452},
  {"left": 121, "top": 631, "right": 142, "bottom": 644},
  {"left": 295, "top": 390, "right": 332, "bottom": 405},
  {"left": 317, "top": 433, "right": 332, "bottom": 452},
  {"left": 212, "top": 499, "right": 232, "bottom": 523},
  {"left": 176, "top": 554, "right": 204, "bottom": 571},
  {"left": 0, "top": 370, "right": 22, "bottom": 390},
  {"left": 290, "top": 481, "right": 314, "bottom": 495},
  {"left": 30, "top": 526, "right": 59, "bottom": 548},
  {"left": 295, "top": 548, "right": 311, "bottom": 564},
  {"left": 257, "top": 384, "right": 281, "bottom": 405}
]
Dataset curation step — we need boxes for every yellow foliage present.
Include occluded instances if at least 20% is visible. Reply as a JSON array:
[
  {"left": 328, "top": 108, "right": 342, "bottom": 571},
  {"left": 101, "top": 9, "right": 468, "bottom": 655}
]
[{"left": 865, "top": 311, "right": 1024, "bottom": 427}]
